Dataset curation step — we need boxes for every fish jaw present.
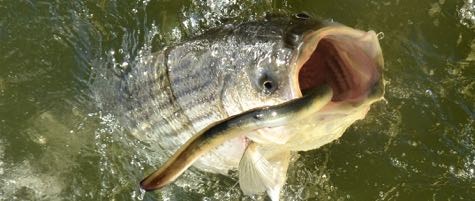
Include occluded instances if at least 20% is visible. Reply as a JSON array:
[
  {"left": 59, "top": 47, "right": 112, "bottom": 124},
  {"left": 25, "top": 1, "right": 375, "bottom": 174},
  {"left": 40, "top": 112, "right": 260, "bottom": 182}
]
[
  {"left": 291, "top": 25, "right": 384, "bottom": 103},
  {"left": 248, "top": 25, "right": 385, "bottom": 149}
]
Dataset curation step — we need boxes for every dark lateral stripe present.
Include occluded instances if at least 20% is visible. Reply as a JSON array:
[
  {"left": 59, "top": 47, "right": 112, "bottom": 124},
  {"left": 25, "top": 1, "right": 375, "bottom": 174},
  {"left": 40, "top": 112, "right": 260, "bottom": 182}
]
[
  {"left": 145, "top": 110, "right": 221, "bottom": 136},
  {"left": 121, "top": 94, "right": 178, "bottom": 123},
  {"left": 171, "top": 77, "right": 211, "bottom": 96},
  {"left": 124, "top": 88, "right": 170, "bottom": 109},
  {"left": 129, "top": 106, "right": 192, "bottom": 135},
  {"left": 133, "top": 120, "right": 192, "bottom": 140},
  {"left": 127, "top": 97, "right": 218, "bottom": 137},
  {"left": 125, "top": 91, "right": 189, "bottom": 131},
  {"left": 120, "top": 50, "right": 197, "bottom": 137},
  {"left": 180, "top": 92, "right": 219, "bottom": 110},
  {"left": 173, "top": 79, "right": 215, "bottom": 100},
  {"left": 125, "top": 72, "right": 177, "bottom": 112},
  {"left": 186, "top": 110, "right": 223, "bottom": 126},
  {"left": 169, "top": 66, "right": 214, "bottom": 87},
  {"left": 127, "top": 101, "right": 186, "bottom": 127},
  {"left": 129, "top": 93, "right": 181, "bottom": 120},
  {"left": 170, "top": 62, "right": 215, "bottom": 85},
  {"left": 130, "top": 92, "right": 217, "bottom": 131},
  {"left": 147, "top": 116, "right": 194, "bottom": 137}
]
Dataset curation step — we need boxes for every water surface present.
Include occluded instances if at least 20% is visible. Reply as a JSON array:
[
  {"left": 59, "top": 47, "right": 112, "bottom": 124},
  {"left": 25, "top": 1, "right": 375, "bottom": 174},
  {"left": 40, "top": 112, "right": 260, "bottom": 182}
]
[{"left": 0, "top": 0, "right": 474, "bottom": 200}]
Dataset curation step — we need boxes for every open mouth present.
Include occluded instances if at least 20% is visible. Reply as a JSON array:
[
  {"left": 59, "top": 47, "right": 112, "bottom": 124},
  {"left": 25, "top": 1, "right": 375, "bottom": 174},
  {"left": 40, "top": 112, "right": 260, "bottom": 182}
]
[{"left": 296, "top": 28, "right": 382, "bottom": 102}]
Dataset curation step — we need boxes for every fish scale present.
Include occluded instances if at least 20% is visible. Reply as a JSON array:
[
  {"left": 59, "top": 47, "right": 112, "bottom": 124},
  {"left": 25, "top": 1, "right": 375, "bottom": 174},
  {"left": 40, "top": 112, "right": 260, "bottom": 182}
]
[
  {"left": 123, "top": 53, "right": 196, "bottom": 155},
  {"left": 168, "top": 43, "right": 228, "bottom": 132},
  {"left": 97, "top": 14, "right": 384, "bottom": 201}
]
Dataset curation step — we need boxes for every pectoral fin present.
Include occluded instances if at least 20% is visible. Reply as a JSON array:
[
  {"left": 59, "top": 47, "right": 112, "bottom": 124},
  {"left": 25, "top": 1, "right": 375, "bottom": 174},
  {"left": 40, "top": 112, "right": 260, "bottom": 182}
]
[{"left": 238, "top": 143, "right": 291, "bottom": 201}]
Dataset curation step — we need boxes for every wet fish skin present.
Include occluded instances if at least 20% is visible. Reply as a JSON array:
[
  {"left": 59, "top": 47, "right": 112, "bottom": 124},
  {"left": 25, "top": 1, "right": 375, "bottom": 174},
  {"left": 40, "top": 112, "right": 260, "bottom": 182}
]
[
  {"left": 140, "top": 85, "right": 333, "bottom": 191},
  {"left": 121, "top": 15, "right": 332, "bottom": 173},
  {"left": 97, "top": 13, "right": 385, "bottom": 201}
]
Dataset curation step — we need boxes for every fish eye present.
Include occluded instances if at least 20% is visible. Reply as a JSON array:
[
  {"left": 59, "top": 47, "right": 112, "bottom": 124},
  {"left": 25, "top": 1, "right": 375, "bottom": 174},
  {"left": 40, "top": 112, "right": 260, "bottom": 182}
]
[
  {"left": 258, "top": 73, "right": 278, "bottom": 95},
  {"left": 295, "top": 12, "right": 310, "bottom": 20}
]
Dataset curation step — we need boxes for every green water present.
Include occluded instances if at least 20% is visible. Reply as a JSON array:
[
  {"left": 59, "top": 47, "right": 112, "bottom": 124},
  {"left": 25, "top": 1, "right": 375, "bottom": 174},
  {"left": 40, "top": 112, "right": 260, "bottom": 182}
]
[{"left": 1, "top": 0, "right": 474, "bottom": 200}]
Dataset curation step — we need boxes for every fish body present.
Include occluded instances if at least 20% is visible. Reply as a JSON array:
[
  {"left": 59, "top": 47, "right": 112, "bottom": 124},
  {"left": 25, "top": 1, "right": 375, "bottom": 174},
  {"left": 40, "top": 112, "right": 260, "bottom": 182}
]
[
  {"left": 140, "top": 85, "right": 334, "bottom": 190},
  {"left": 106, "top": 14, "right": 384, "bottom": 200}
]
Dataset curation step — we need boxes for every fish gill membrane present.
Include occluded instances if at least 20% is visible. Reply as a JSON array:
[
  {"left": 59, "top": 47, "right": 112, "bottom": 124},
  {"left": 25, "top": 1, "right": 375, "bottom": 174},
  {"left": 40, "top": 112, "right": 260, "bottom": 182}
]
[{"left": 135, "top": 14, "right": 385, "bottom": 201}]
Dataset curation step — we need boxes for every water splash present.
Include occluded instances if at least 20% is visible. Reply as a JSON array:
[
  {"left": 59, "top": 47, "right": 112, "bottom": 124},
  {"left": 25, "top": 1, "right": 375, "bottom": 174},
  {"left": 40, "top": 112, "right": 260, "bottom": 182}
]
[
  {"left": 2, "top": 0, "right": 474, "bottom": 200},
  {"left": 459, "top": 0, "right": 475, "bottom": 29}
]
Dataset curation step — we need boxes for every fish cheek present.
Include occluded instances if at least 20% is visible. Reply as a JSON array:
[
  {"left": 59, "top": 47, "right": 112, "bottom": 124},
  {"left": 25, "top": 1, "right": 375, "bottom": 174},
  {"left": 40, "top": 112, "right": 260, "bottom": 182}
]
[{"left": 220, "top": 73, "right": 260, "bottom": 115}]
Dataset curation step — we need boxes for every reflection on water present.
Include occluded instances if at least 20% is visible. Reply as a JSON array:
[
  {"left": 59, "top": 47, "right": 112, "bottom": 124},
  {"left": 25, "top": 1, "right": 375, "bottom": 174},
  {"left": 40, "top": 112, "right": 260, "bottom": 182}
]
[
  {"left": 459, "top": 0, "right": 475, "bottom": 29},
  {"left": 0, "top": 0, "right": 474, "bottom": 200}
]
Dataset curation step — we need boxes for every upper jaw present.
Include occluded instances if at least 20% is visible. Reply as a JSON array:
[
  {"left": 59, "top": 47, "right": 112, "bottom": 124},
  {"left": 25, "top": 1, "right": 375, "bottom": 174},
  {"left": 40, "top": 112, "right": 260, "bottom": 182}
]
[{"left": 289, "top": 25, "right": 384, "bottom": 104}]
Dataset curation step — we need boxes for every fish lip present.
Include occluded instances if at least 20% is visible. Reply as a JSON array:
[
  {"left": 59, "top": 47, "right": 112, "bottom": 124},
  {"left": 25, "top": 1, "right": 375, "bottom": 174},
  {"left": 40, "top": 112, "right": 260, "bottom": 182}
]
[{"left": 289, "top": 24, "right": 384, "bottom": 104}]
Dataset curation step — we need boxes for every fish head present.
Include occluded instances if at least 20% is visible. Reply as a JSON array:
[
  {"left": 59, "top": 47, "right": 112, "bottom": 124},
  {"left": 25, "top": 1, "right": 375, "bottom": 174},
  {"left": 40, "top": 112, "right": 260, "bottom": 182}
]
[
  {"left": 226, "top": 14, "right": 386, "bottom": 148},
  {"left": 221, "top": 13, "right": 384, "bottom": 125}
]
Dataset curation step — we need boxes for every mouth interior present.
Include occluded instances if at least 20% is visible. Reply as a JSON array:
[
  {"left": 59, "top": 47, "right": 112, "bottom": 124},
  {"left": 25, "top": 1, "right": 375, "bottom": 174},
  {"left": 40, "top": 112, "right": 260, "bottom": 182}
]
[{"left": 298, "top": 37, "right": 379, "bottom": 102}]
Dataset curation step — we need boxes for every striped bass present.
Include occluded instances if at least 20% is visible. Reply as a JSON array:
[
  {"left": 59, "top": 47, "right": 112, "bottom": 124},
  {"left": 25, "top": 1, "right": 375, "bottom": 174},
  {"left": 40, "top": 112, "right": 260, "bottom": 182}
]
[{"left": 101, "top": 13, "right": 384, "bottom": 200}]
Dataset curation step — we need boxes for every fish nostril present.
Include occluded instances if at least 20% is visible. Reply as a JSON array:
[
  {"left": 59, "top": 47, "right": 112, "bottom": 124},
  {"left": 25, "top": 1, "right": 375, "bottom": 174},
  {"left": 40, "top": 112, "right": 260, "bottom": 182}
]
[
  {"left": 264, "top": 81, "right": 274, "bottom": 91},
  {"left": 262, "top": 80, "right": 277, "bottom": 95},
  {"left": 257, "top": 72, "right": 278, "bottom": 95}
]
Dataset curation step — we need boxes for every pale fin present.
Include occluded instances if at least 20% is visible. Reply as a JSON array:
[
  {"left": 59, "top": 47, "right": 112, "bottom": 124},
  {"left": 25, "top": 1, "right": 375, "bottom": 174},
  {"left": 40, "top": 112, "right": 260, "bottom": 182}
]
[
  {"left": 238, "top": 143, "right": 268, "bottom": 195},
  {"left": 238, "top": 143, "right": 291, "bottom": 201},
  {"left": 264, "top": 146, "right": 290, "bottom": 201}
]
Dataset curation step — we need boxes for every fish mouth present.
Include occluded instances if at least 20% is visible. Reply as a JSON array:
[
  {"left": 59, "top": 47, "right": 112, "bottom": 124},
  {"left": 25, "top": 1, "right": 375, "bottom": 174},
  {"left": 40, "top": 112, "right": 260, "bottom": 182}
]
[{"left": 292, "top": 26, "right": 384, "bottom": 103}]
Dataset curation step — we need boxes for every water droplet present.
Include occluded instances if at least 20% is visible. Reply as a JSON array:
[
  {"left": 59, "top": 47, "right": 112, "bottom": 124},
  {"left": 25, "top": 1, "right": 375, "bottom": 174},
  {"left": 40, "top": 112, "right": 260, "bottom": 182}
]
[
  {"left": 425, "top": 89, "right": 433, "bottom": 96},
  {"left": 411, "top": 141, "right": 418, "bottom": 147},
  {"left": 37, "top": 136, "right": 47, "bottom": 144},
  {"left": 449, "top": 165, "right": 455, "bottom": 172},
  {"left": 137, "top": 188, "right": 146, "bottom": 200},
  {"left": 53, "top": 34, "right": 61, "bottom": 41}
]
